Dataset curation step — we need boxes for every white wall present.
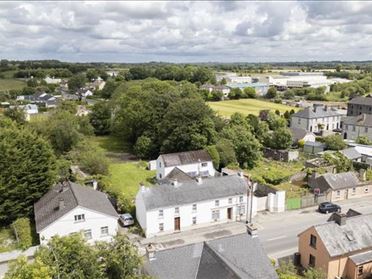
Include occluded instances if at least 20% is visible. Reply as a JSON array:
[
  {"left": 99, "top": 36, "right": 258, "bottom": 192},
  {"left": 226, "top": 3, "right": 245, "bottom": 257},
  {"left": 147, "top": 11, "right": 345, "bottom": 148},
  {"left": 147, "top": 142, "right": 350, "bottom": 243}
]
[
  {"left": 291, "top": 116, "right": 341, "bottom": 132},
  {"left": 39, "top": 206, "right": 118, "bottom": 244}
]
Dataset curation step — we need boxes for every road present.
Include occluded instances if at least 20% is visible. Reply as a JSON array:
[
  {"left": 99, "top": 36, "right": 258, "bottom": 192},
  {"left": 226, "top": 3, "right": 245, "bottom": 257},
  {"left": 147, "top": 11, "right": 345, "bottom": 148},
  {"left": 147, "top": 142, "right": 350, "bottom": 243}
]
[{"left": 256, "top": 196, "right": 372, "bottom": 259}]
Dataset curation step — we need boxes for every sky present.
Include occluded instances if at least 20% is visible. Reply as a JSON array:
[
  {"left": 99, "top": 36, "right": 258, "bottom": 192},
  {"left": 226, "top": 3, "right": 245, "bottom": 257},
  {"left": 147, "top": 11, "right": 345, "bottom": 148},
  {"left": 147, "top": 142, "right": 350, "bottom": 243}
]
[{"left": 0, "top": 1, "right": 371, "bottom": 63}]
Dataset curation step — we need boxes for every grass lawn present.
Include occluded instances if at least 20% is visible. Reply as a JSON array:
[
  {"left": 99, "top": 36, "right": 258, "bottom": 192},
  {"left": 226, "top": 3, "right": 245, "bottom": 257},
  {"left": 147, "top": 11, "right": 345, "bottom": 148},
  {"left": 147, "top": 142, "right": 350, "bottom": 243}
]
[
  {"left": 108, "top": 162, "right": 155, "bottom": 199},
  {"left": 0, "top": 78, "right": 25, "bottom": 91},
  {"left": 208, "top": 99, "right": 298, "bottom": 117},
  {"left": 88, "top": 135, "right": 131, "bottom": 153}
]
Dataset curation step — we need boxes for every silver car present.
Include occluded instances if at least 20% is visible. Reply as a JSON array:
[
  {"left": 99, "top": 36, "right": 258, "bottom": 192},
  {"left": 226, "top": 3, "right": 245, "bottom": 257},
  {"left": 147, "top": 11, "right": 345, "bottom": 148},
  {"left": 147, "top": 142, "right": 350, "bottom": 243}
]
[{"left": 119, "top": 213, "right": 134, "bottom": 227}]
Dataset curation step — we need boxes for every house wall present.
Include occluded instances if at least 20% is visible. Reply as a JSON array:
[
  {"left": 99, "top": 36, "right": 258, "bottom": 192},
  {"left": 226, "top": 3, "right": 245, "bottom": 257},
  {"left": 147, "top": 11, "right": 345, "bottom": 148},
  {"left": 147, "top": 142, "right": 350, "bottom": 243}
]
[
  {"left": 291, "top": 116, "right": 341, "bottom": 132},
  {"left": 39, "top": 206, "right": 118, "bottom": 244},
  {"left": 343, "top": 124, "right": 372, "bottom": 141},
  {"left": 347, "top": 103, "right": 372, "bottom": 116},
  {"left": 135, "top": 191, "right": 147, "bottom": 231},
  {"left": 143, "top": 195, "right": 247, "bottom": 238},
  {"left": 329, "top": 184, "right": 372, "bottom": 202}
]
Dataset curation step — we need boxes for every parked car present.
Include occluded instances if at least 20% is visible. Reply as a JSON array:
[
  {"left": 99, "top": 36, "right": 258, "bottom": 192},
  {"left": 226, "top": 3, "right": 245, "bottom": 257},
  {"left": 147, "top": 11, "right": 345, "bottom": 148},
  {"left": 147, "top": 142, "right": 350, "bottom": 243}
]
[
  {"left": 318, "top": 202, "right": 341, "bottom": 214},
  {"left": 119, "top": 213, "right": 134, "bottom": 227}
]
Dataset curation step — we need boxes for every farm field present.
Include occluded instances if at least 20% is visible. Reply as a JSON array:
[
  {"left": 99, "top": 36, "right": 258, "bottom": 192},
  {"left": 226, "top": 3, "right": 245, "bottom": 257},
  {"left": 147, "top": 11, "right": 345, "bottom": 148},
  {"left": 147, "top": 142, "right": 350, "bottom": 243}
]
[
  {"left": 208, "top": 99, "right": 298, "bottom": 117},
  {"left": 0, "top": 78, "right": 25, "bottom": 91}
]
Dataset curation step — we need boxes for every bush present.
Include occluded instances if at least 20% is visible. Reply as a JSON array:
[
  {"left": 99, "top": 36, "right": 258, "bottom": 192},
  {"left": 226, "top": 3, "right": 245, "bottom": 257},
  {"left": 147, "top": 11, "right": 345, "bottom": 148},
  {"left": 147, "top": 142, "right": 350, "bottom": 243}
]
[
  {"left": 206, "top": 145, "right": 220, "bottom": 169},
  {"left": 323, "top": 134, "right": 346, "bottom": 150},
  {"left": 12, "top": 218, "right": 32, "bottom": 250}
]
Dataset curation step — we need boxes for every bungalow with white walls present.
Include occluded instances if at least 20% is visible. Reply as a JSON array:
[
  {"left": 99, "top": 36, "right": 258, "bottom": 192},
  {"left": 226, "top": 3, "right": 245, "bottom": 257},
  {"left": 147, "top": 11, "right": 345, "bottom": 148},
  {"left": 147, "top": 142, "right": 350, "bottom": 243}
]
[
  {"left": 136, "top": 175, "right": 247, "bottom": 238},
  {"left": 34, "top": 181, "right": 118, "bottom": 244},
  {"left": 156, "top": 150, "right": 215, "bottom": 180}
]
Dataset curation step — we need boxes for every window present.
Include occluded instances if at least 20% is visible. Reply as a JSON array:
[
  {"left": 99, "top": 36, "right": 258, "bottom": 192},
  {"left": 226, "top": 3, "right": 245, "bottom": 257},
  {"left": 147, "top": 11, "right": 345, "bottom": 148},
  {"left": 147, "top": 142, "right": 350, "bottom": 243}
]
[
  {"left": 352, "top": 187, "right": 356, "bottom": 194},
  {"left": 309, "top": 254, "right": 316, "bottom": 267},
  {"left": 358, "top": 265, "right": 364, "bottom": 276},
  {"left": 159, "top": 223, "right": 164, "bottom": 231},
  {"left": 212, "top": 210, "right": 220, "bottom": 221},
  {"left": 192, "top": 204, "right": 197, "bottom": 212},
  {"left": 158, "top": 209, "right": 164, "bottom": 218},
  {"left": 159, "top": 174, "right": 162, "bottom": 179},
  {"left": 310, "top": 234, "right": 317, "bottom": 248},
  {"left": 100, "top": 226, "right": 109, "bottom": 236},
  {"left": 239, "top": 196, "right": 244, "bottom": 203},
  {"left": 84, "top": 229, "right": 92, "bottom": 240},
  {"left": 336, "top": 190, "right": 340, "bottom": 196},
  {"left": 192, "top": 216, "right": 197, "bottom": 225},
  {"left": 215, "top": 200, "right": 219, "bottom": 207},
  {"left": 239, "top": 205, "right": 245, "bottom": 215},
  {"left": 175, "top": 207, "right": 179, "bottom": 214},
  {"left": 74, "top": 214, "right": 85, "bottom": 222},
  {"left": 201, "top": 162, "right": 207, "bottom": 167},
  {"left": 228, "top": 198, "right": 232, "bottom": 204},
  {"left": 159, "top": 162, "right": 161, "bottom": 167}
]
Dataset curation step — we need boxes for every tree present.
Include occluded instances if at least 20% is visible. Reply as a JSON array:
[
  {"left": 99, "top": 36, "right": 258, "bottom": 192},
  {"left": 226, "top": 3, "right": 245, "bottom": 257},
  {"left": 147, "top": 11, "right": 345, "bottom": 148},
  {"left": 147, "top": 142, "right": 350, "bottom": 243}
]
[
  {"left": 356, "top": 136, "right": 372, "bottom": 145},
  {"left": 323, "top": 134, "right": 346, "bottom": 151},
  {"left": 229, "top": 88, "right": 243, "bottom": 99},
  {"left": 0, "top": 124, "right": 57, "bottom": 224},
  {"left": 99, "top": 80, "right": 119, "bottom": 99},
  {"left": 90, "top": 101, "right": 112, "bottom": 135},
  {"left": 276, "top": 261, "right": 299, "bottom": 279},
  {"left": 4, "top": 107, "right": 26, "bottom": 124},
  {"left": 323, "top": 152, "right": 352, "bottom": 173},
  {"left": 266, "top": 87, "right": 277, "bottom": 99},
  {"left": 5, "top": 256, "right": 53, "bottom": 279},
  {"left": 267, "top": 127, "right": 292, "bottom": 150},
  {"left": 266, "top": 112, "right": 287, "bottom": 130},
  {"left": 68, "top": 74, "right": 86, "bottom": 91},
  {"left": 303, "top": 267, "right": 326, "bottom": 279},
  {"left": 134, "top": 135, "right": 154, "bottom": 159},
  {"left": 205, "top": 145, "right": 220, "bottom": 169},
  {"left": 243, "top": 87, "right": 256, "bottom": 98},
  {"left": 215, "top": 139, "right": 237, "bottom": 168},
  {"left": 210, "top": 90, "right": 223, "bottom": 101}
]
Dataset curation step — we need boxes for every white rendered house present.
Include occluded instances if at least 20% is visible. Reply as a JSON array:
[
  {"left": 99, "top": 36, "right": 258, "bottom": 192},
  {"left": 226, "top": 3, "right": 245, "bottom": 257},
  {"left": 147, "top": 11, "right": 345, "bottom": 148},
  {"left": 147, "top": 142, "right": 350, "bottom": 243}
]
[
  {"left": 136, "top": 175, "right": 247, "bottom": 238},
  {"left": 34, "top": 182, "right": 118, "bottom": 244},
  {"left": 156, "top": 150, "right": 215, "bottom": 180}
]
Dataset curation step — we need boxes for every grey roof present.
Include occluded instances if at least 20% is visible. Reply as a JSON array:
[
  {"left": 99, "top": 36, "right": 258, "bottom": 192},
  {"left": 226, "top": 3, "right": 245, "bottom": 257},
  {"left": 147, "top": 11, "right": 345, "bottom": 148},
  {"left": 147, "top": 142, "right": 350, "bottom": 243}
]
[
  {"left": 145, "top": 233, "right": 278, "bottom": 279},
  {"left": 314, "top": 213, "right": 372, "bottom": 257},
  {"left": 292, "top": 105, "right": 341, "bottom": 119},
  {"left": 349, "top": 250, "right": 372, "bottom": 265},
  {"left": 339, "top": 147, "right": 362, "bottom": 160},
  {"left": 313, "top": 172, "right": 360, "bottom": 192},
  {"left": 348, "top": 96, "right": 372, "bottom": 106},
  {"left": 304, "top": 141, "right": 325, "bottom": 147},
  {"left": 290, "top": 127, "right": 314, "bottom": 142},
  {"left": 343, "top": 114, "right": 372, "bottom": 127},
  {"left": 140, "top": 175, "right": 246, "bottom": 210},
  {"left": 159, "top": 167, "right": 194, "bottom": 184},
  {"left": 34, "top": 182, "right": 118, "bottom": 232},
  {"left": 160, "top": 150, "right": 212, "bottom": 167}
]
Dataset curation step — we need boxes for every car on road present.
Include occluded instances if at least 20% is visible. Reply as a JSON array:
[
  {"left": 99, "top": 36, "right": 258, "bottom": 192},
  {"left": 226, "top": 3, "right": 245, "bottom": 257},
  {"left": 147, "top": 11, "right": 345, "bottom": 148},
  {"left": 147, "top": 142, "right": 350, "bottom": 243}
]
[
  {"left": 318, "top": 202, "right": 341, "bottom": 214},
  {"left": 119, "top": 213, "right": 134, "bottom": 227}
]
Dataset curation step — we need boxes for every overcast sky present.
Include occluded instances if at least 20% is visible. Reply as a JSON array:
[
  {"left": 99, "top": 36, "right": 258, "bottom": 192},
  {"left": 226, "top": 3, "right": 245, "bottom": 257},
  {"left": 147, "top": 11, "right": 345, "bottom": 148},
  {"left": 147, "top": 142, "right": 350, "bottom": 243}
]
[{"left": 0, "top": 1, "right": 371, "bottom": 63}]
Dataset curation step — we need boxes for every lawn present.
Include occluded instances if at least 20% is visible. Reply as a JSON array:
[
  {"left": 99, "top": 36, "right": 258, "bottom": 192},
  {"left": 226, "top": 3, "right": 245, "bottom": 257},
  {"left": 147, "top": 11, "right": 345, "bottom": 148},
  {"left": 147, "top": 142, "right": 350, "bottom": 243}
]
[
  {"left": 208, "top": 99, "right": 298, "bottom": 117},
  {"left": 108, "top": 162, "right": 155, "bottom": 199},
  {"left": 88, "top": 135, "right": 131, "bottom": 153},
  {"left": 0, "top": 78, "right": 26, "bottom": 91}
]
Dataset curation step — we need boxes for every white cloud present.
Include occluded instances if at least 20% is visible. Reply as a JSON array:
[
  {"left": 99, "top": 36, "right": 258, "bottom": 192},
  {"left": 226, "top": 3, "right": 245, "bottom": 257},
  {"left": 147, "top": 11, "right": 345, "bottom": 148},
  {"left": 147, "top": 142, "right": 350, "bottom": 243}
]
[{"left": 0, "top": 1, "right": 371, "bottom": 62}]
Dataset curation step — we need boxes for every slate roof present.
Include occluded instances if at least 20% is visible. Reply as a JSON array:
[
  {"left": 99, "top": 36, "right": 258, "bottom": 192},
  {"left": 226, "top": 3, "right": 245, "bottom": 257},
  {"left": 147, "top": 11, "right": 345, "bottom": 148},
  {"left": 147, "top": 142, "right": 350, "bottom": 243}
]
[
  {"left": 343, "top": 114, "right": 372, "bottom": 127},
  {"left": 339, "top": 147, "right": 362, "bottom": 160},
  {"left": 290, "top": 127, "right": 314, "bottom": 142},
  {"left": 159, "top": 167, "right": 194, "bottom": 184},
  {"left": 314, "top": 213, "right": 372, "bottom": 257},
  {"left": 291, "top": 105, "right": 341, "bottom": 119},
  {"left": 313, "top": 172, "right": 360, "bottom": 192},
  {"left": 349, "top": 250, "right": 372, "bottom": 265},
  {"left": 159, "top": 150, "right": 212, "bottom": 167},
  {"left": 34, "top": 182, "right": 118, "bottom": 232},
  {"left": 139, "top": 175, "right": 246, "bottom": 210},
  {"left": 348, "top": 95, "right": 372, "bottom": 106},
  {"left": 145, "top": 233, "right": 278, "bottom": 279}
]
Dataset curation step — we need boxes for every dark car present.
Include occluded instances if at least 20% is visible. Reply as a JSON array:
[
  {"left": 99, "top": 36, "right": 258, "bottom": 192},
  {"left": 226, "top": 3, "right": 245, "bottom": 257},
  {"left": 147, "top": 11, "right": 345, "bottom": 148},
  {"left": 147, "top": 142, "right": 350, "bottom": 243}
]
[{"left": 318, "top": 202, "right": 341, "bottom": 214}]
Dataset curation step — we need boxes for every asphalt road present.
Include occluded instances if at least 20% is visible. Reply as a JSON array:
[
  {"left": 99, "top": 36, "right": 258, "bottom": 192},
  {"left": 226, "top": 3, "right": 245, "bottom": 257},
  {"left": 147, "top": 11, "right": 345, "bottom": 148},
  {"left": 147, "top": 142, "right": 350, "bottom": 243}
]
[{"left": 256, "top": 196, "right": 372, "bottom": 259}]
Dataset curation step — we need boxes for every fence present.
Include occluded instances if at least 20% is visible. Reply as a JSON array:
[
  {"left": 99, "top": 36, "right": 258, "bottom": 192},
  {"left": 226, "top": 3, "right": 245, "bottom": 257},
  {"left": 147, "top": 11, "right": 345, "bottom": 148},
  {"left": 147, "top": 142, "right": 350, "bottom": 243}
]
[{"left": 286, "top": 194, "right": 329, "bottom": 210}]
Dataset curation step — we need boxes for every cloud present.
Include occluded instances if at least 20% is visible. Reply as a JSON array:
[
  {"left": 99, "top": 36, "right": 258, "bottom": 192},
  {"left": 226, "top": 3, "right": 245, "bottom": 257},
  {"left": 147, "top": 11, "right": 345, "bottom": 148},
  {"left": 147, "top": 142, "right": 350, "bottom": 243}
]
[{"left": 0, "top": 1, "right": 371, "bottom": 62}]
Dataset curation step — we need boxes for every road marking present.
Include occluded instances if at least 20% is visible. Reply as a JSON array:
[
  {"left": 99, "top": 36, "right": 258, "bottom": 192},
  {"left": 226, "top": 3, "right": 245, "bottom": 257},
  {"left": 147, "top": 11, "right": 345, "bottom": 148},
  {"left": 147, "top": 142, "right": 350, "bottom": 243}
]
[{"left": 267, "top": 235, "right": 287, "bottom": 242}]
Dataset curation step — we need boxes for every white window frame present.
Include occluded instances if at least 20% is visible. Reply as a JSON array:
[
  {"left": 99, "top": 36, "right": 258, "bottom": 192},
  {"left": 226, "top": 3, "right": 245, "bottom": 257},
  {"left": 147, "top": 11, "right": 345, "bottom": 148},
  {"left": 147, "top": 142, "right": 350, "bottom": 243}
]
[
  {"left": 192, "top": 216, "right": 197, "bottom": 225},
  {"left": 175, "top": 207, "right": 179, "bottom": 214},
  {"left": 159, "top": 223, "right": 164, "bottom": 232},
  {"left": 215, "top": 200, "right": 219, "bottom": 207},
  {"left": 192, "top": 204, "right": 197, "bottom": 213},
  {"left": 83, "top": 229, "right": 92, "bottom": 240},
  {"left": 74, "top": 214, "right": 85, "bottom": 223},
  {"left": 239, "top": 196, "right": 244, "bottom": 203},
  {"left": 212, "top": 210, "right": 220, "bottom": 221},
  {"left": 158, "top": 209, "right": 164, "bottom": 218},
  {"left": 228, "top": 197, "right": 232, "bottom": 204},
  {"left": 100, "top": 226, "right": 109, "bottom": 237}
]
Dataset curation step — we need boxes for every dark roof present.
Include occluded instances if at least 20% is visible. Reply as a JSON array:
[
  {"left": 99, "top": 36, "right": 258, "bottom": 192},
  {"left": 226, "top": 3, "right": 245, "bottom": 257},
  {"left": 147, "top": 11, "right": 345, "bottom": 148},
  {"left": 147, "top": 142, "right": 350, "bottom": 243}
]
[
  {"left": 34, "top": 182, "right": 118, "bottom": 232},
  {"left": 339, "top": 147, "right": 362, "bottom": 160},
  {"left": 348, "top": 96, "right": 372, "bottom": 106},
  {"left": 292, "top": 105, "right": 342, "bottom": 119},
  {"left": 145, "top": 233, "right": 278, "bottom": 279},
  {"left": 314, "top": 213, "right": 372, "bottom": 257},
  {"left": 313, "top": 172, "right": 360, "bottom": 192},
  {"left": 159, "top": 167, "right": 194, "bottom": 184},
  {"left": 343, "top": 114, "right": 372, "bottom": 127},
  {"left": 139, "top": 175, "right": 246, "bottom": 210},
  {"left": 159, "top": 150, "right": 212, "bottom": 167},
  {"left": 290, "top": 127, "right": 314, "bottom": 142}
]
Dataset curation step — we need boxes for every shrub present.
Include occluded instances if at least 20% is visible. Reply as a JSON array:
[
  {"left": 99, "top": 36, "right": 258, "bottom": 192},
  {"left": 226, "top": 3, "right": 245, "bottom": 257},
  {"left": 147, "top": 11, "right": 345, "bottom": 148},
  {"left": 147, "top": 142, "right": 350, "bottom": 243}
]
[{"left": 12, "top": 218, "right": 32, "bottom": 250}]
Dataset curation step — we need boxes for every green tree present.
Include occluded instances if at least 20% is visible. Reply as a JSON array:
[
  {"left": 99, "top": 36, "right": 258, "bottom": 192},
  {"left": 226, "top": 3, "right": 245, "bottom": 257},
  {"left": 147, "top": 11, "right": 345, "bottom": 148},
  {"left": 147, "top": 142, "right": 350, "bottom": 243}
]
[
  {"left": 266, "top": 127, "right": 293, "bottom": 150},
  {"left": 303, "top": 267, "right": 326, "bottom": 279},
  {"left": 5, "top": 256, "right": 53, "bottom": 279},
  {"left": 68, "top": 74, "right": 86, "bottom": 91},
  {"left": 90, "top": 101, "right": 112, "bottom": 135},
  {"left": 276, "top": 261, "right": 299, "bottom": 279},
  {"left": 266, "top": 112, "right": 287, "bottom": 130},
  {"left": 134, "top": 135, "right": 154, "bottom": 159},
  {"left": 323, "top": 152, "right": 352, "bottom": 173},
  {"left": 244, "top": 87, "right": 256, "bottom": 98},
  {"left": 12, "top": 217, "right": 33, "bottom": 250},
  {"left": 215, "top": 139, "right": 237, "bottom": 168},
  {"left": 210, "top": 90, "right": 223, "bottom": 101},
  {"left": 356, "top": 136, "right": 372, "bottom": 145},
  {"left": 205, "top": 145, "right": 220, "bottom": 169},
  {"left": 0, "top": 124, "right": 57, "bottom": 224},
  {"left": 4, "top": 107, "right": 26, "bottom": 124},
  {"left": 323, "top": 134, "right": 346, "bottom": 151},
  {"left": 266, "top": 87, "right": 277, "bottom": 99}
]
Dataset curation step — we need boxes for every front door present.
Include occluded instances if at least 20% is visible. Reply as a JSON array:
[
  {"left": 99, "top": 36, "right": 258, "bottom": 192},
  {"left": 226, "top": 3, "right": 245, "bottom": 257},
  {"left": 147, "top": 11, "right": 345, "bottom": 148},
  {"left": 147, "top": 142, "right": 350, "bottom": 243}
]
[
  {"left": 174, "top": 217, "right": 180, "bottom": 231},
  {"left": 227, "top": 208, "right": 232, "bottom": 220}
]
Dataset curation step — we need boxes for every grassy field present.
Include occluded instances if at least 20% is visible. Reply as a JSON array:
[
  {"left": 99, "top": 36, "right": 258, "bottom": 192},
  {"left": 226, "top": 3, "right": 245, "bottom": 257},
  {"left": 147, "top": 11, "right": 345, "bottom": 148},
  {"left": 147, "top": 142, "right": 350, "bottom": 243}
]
[
  {"left": 108, "top": 162, "right": 155, "bottom": 199},
  {"left": 208, "top": 99, "right": 298, "bottom": 117},
  {"left": 0, "top": 78, "right": 25, "bottom": 91}
]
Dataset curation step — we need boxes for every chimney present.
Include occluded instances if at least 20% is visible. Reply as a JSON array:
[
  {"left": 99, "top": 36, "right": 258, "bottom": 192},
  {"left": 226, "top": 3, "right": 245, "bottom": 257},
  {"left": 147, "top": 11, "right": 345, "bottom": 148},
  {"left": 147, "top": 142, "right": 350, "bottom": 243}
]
[
  {"left": 146, "top": 243, "right": 156, "bottom": 261},
  {"left": 58, "top": 198, "right": 65, "bottom": 210},
  {"left": 92, "top": 179, "right": 98, "bottom": 190},
  {"left": 246, "top": 224, "right": 258, "bottom": 238},
  {"left": 334, "top": 212, "right": 347, "bottom": 226},
  {"left": 196, "top": 177, "right": 202, "bottom": 184}
]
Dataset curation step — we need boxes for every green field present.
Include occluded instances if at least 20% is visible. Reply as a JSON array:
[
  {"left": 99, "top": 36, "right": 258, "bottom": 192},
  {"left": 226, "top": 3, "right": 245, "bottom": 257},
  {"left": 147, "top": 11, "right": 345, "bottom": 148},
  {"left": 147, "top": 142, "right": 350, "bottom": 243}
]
[
  {"left": 208, "top": 99, "right": 298, "bottom": 117},
  {"left": 0, "top": 78, "right": 25, "bottom": 91}
]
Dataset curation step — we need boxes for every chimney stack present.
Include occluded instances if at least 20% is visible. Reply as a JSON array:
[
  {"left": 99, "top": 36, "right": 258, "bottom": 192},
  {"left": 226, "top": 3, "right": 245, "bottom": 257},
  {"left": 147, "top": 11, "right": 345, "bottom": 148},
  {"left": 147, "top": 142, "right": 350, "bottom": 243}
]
[
  {"left": 334, "top": 212, "right": 347, "bottom": 226},
  {"left": 59, "top": 198, "right": 65, "bottom": 210}
]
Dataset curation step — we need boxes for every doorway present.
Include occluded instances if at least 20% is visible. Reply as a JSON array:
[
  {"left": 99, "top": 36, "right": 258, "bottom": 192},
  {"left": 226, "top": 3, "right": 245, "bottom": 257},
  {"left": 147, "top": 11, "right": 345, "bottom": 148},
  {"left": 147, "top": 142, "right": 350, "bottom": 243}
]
[
  {"left": 174, "top": 217, "right": 180, "bottom": 231},
  {"left": 227, "top": 207, "right": 232, "bottom": 220}
]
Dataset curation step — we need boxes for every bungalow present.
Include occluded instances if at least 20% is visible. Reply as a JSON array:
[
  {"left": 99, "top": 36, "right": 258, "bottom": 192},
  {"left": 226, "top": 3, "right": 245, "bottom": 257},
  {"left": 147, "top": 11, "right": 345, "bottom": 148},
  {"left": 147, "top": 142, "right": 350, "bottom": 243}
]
[
  {"left": 34, "top": 181, "right": 118, "bottom": 244},
  {"left": 135, "top": 175, "right": 247, "bottom": 238},
  {"left": 156, "top": 150, "right": 215, "bottom": 180}
]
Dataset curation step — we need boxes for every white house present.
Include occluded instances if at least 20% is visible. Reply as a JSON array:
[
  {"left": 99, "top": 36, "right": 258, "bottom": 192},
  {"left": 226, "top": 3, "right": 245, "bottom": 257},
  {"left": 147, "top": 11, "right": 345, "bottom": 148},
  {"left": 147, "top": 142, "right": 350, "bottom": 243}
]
[
  {"left": 34, "top": 181, "right": 118, "bottom": 244},
  {"left": 136, "top": 174, "right": 247, "bottom": 238},
  {"left": 44, "top": 76, "right": 62, "bottom": 84},
  {"left": 290, "top": 127, "right": 316, "bottom": 144},
  {"left": 200, "top": 84, "right": 231, "bottom": 98},
  {"left": 290, "top": 104, "right": 342, "bottom": 133},
  {"left": 156, "top": 150, "right": 215, "bottom": 180}
]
